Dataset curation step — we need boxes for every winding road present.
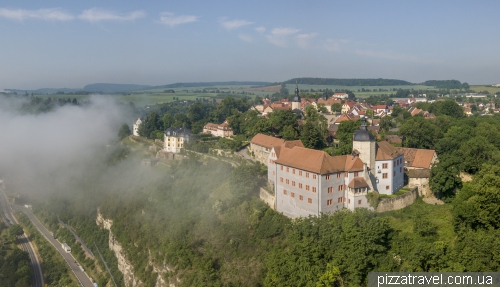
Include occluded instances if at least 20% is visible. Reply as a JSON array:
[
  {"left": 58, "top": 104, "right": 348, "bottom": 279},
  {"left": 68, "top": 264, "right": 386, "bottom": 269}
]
[{"left": 0, "top": 186, "right": 44, "bottom": 287}]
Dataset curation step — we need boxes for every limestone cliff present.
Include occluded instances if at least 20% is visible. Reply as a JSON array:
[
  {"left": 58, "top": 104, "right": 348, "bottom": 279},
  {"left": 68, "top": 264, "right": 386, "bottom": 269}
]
[
  {"left": 96, "top": 210, "right": 178, "bottom": 287},
  {"left": 96, "top": 211, "right": 144, "bottom": 287}
]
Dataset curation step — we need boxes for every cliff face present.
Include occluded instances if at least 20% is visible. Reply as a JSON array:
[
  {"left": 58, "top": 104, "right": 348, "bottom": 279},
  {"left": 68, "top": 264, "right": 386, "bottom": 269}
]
[
  {"left": 96, "top": 211, "right": 178, "bottom": 287},
  {"left": 96, "top": 211, "right": 144, "bottom": 287}
]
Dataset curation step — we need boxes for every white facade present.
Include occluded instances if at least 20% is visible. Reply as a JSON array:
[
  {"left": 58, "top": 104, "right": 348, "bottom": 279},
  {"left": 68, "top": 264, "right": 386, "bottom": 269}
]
[
  {"left": 375, "top": 156, "right": 405, "bottom": 195},
  {"left": 132, "top": 118, "right": 142, "bottom": 136},
  {"left": 164, "top": 127, "right": 190, "bottom": 153}
]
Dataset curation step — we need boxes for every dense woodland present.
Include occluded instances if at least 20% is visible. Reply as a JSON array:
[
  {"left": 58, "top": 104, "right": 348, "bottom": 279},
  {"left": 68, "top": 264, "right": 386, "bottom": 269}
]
[{"left": 284, "top": 78, "right": 413, "bottom": 86}]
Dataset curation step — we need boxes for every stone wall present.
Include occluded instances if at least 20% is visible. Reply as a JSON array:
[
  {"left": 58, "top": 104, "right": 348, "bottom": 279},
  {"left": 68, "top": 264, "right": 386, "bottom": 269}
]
[
  {"left": 259, "top": 188, "right": 275, "bottom": 210},
  {"left": 376, "top": 187, "right": 418, "bottom": 212}
]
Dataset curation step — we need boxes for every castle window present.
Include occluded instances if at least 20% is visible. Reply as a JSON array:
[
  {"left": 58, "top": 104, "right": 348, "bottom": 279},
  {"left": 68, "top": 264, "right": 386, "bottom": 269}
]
[
  {"left": 327, "top": 199, "right": 333, "bottom": 206},
  {"left": 326, "top": 175, "right": 331, "bottom": 180},
  {"left": 299, "top": 195, "right": 303, "bottom": 201},
  {"left": 306, "top": 172, "right": 309, "bottom": 178},
  {"left": 299, "top": 170, "right": 302, "bottom": 176},
  {"left": 337, "top": 173, "right": 341, "bottom": 178},
  {"left": 393, "top": 171, "right": 396, "bottom": 177},
  {"left": 338, "top": 185, "right": 344, "bottom": 191},
  {"left": 283, "top": 189, "right": 287, "bottom": 195},
  {"left": 305, "top": 185, "right": 310, "bottom": 191},
  {"left": 400, "top": 167, "right": 402, "bottom": 173},
  {"left": 354, "top": 172, "right": 359, "bottom": 177},
  {"left": 382, "top": 173, "right": 388, "bottom": 179},
  {"left": 286, "top": 179, "right": 289, "bottom": 184},
  {"left": 292, "top": 169, "right": 295, "bottom": 174},
  {"left": 345, "top": 172, "right": 348, "bottom": 177},
  {"left": 328, "top": 187, "right": 333, "bottom": 193},
  {"left": 291, "top": 192, "right": 295, "bottom": 198},
  {"left": 382, "top": 163, "right": 388, "bottom": 169},
  {"left": 313, "top": 174, "right": 317, "bottom": 179},
  {"left": 280, "top": 166, "right": 283, "bottom": 171},
  {"left": 299, "top": 183, "right": 303, "bottom": 189},
  {"left": 286, "top": 167, "right": 289, "bottom": 172},
  {"left": 292, "top": 181, "right": 296, "bottom": 187},
  {"left": 386, "top": 185, "right": 390, "bottom": 190},
  {"left": 358, "top": 199, "right": 362, "bottom": 205},
  {"left": 308, "top": 198, "right": 312, "bottom": 204},
  {"left": 312, "top": 187, "right": 316, "bottom": 193},
  {"left": 280, "top": 177, "right": 283, "bottom": 183}
]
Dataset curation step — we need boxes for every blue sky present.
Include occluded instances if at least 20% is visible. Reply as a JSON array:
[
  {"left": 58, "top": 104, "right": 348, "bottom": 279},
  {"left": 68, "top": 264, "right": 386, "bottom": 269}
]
[{"left": 1, "top": 0, "right": 499, "bottom": 90}]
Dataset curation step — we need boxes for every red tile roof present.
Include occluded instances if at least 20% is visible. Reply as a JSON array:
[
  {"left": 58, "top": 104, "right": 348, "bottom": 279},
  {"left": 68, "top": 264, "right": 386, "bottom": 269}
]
[
  {"left": 397, "top": 148, "right": 436, "bottom": 169},
  {"left": 275, "top": 146, "right": 364, "bottom": 174},
  {"left": 376, "top": 141, "right": 402, "bottom": 160},
  {"left": 250, "top": 133, "right": 285, "bottom": 149}
]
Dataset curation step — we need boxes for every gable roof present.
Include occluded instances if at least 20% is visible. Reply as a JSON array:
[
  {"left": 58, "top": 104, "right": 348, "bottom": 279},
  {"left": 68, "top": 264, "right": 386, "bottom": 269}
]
[
  {"left": 348, "top": 177, "right": 369, "bottom": 188},
  {"left": 250, "top": 133, "right": 285, "bottom": 149},
  {"left": 376, "top": 141, "right": 402, "bottom": 160},
  {"left": 275, "top": 146, "right": 364, "bottom": 174},
  {"left": 397, "top": 148, "right": 436, "bottom": 169}
]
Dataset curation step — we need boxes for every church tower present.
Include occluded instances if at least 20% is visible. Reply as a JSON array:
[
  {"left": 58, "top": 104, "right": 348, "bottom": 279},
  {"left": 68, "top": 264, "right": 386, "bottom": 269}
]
[
  {"left": 292, "top": 84, "right": 301, "bottom": 110},
  {"left": 352, "top": 116, "right": 376, "bottom": 171}
]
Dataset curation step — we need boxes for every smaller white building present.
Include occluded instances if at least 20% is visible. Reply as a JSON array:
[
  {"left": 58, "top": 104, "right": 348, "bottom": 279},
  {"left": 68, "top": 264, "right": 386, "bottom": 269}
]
[
  {"left": 203, "top": 121, "right": 233, "bottom": 138},
  {"left": 132, "top": 118, "right": 142, "bottom": 136},
  {"left": 164, "top": 127, "right": 191, "bottom": 153}
]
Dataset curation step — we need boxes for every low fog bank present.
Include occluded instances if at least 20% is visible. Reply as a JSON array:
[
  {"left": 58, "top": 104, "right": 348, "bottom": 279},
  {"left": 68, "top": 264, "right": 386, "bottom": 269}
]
[{"left": 0, "top": 95, "right": 134, "bottom": 197}]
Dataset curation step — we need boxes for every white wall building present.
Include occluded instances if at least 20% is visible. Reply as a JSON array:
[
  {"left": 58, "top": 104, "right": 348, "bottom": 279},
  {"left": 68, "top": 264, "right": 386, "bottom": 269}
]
[
  {"left": 164, "top": 127, "right": 191, "bottom": 153},
  {"left": 132, "top": 118, "right": 142, "bottom": 136}
]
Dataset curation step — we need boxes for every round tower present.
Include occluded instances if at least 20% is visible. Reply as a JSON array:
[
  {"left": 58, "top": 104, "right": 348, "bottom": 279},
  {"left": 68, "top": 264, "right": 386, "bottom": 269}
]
[{"left": 352, "top": 116, "right": 375, "bottom": 171}]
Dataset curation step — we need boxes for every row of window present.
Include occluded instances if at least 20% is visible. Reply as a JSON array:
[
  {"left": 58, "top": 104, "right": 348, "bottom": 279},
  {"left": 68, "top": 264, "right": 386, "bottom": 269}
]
[
  {"left": 280, "top": 166, "right": 317, "bottom": 179},
  {"left": 279, "top": 177, "right": 318, "bottom": 192},
  {"left": 324, "top": 198, "right": 363, "bottom": 206},
  {"left": 283, "top": 190, "right": 313, "bottom": 203},
  {"left": 381, "top": 167, "right": 403, "bottom": 179}
]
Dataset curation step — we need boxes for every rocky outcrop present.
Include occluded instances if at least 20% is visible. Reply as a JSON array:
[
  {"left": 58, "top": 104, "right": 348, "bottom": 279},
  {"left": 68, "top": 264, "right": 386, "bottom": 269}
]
[
  {"left": 96, "top": 211, "right": 179, "bottom": 287},
  {"left": 96, "top": 211, "right": 144, "bottom": 287}
]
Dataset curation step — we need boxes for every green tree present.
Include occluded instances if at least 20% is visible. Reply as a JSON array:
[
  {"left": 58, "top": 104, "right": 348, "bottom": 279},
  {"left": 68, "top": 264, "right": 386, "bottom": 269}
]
[
  {"left": 9, "top": 224, "right": 24, "bottom": 238},
  {"left": 335, "top": 120, "right": 361, "bottom": 155},
  {"left": 117, "top": 123, "right": 131, "bottom": 140},
  {"left": 429, "top": 156, "right": 462, "bottom": 199},
  {"left": 398, "top": 117, "right": 441, "bottom": 149},
  {"left": 300, "top": 122, "right": 326, "bottom": 149},
  {"left": 281, "top": 125, "right": 299, "bottom": 140},
  {"left": 331, "top": 103, "right": 342, "bottom": 113},
  {"left": 269, "top": 109, "right": 299, "bottom": 135},
  {"left": 453, "top": 164, "right": 500, "bottom": 230},
  {"left": 316, "top": 263, "right": 344, "bottom": 287}
]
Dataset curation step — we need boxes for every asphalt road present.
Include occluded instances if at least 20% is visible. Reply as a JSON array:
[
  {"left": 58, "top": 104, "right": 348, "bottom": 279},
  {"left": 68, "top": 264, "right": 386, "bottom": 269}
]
[
  {"left": 0, "top": 188, "right": 44, "bottom": 287},
  {"left": 14, "top": 205, "right": 96, "bottom": 287}
]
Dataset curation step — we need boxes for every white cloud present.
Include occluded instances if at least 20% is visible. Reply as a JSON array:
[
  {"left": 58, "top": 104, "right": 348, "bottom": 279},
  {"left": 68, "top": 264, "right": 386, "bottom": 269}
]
[
  {"left": 0, "top": 8, "right": 74, "bottom": 21},
  {"left": 78, "top": 8, "right": 145, "bottom": 22},
  {"left": 324, "top": 39, "right": 342, "bottom": 52},
  {"left": 266, "top": 27, "right": 300, "bottom": 47},
  {"left": 159, "top": 12, "right": 198, "bottom": 27},
  {"left": 295, "top": 33, "right": 318, "bottom": 49},
  {"left": 219, "top": 18, "right": 253, "bottom": 30},
  {"left": 238, "top": 34, "right": 253, "bottom": 43},
  {"left": 255, "top": 26, "right": 266, "bottom": 33}
]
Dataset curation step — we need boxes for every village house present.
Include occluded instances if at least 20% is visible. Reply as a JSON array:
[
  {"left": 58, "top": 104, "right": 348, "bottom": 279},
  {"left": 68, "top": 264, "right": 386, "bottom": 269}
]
[
  {"left": 341, "top": 101, "right": 356, "bottom": 114},
  {"left": 268, "top": 118, "right": 404, "bottom": 218},
  {"left": 202, "top": 121, "right": 233, "bottom": 138},
  {"left": 249, "top": 133, "right": 303, "bottom": 164},
  {"left": 397, "top": 147, "right": 438, "bottom": 196},
  {"left": 163, "top": 127, "right": 191, "bottom": 153},
  {"left": 333, "top": 92, "right": 349, "bottom": 99}
]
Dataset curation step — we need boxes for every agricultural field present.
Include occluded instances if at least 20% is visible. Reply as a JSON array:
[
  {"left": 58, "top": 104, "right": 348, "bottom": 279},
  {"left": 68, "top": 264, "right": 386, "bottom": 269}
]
[
  {"left": 469, "top": 85, "right": 500, "bottom": 94},
  {"left": 284, "top": 84, "right": 438, "bottom": 98}
]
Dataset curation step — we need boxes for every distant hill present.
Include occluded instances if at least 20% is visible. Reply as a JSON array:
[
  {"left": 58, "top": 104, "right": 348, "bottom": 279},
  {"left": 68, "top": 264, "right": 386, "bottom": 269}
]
[
  {"left": 83, "top": 83, "right": 153, "bottom": 93},
  {"left": 423, "top": 80, "right": 463, "bottom": 89},
  {"left": 284, "top": 78, "right": 413, "bottom": 86},
  {"left": 160, "top": 81, "right": 272, "bottom": 89},
  {"left": 4, "top": 88, "right": 83, "bottom": 94}
]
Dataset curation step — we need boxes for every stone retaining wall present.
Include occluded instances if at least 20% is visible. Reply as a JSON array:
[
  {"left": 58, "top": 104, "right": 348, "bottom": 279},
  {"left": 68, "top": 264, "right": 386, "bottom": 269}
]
[
  {"left": 377, "top": 187, "right": 419, "bottom": 212},
  {"left": 259, "top": 188, "right": 275, "bottom": 210}
]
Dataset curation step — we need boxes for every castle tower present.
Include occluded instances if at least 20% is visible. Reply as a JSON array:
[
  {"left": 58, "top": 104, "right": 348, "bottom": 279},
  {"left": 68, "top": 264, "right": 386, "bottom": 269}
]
[
  {"left": 292, "top": 84, "right": 301, "bottom": 110},
  {"left": 352, "top": 116, "right": 376, "bottom": 171}
]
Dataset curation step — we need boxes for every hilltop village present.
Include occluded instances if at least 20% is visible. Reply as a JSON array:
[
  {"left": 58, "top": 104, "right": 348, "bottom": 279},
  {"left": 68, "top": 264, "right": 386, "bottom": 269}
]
[{"left": 132, "top": 85, "right": 446, "bottom": 217}]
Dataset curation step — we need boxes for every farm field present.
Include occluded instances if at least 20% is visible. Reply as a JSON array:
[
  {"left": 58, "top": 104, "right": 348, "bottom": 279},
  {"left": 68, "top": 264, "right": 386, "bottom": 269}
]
[
  {"left": 469, "top": 85, "right": 500, "bottom": 94},
  {"left": 26, "top": 82, "right": 456, "bottom": 106}
]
